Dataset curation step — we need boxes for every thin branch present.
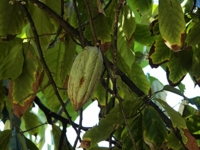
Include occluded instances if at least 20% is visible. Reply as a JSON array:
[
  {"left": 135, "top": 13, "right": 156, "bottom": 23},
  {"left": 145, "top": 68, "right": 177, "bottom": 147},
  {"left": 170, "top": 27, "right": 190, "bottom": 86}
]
[
  {"left": 34, "top": 97, "right": 90, "bottom": 131},
  {"left": 58, "top": 123, "right": 67, "bottom": 150},
  {"left": 84, "top": 0, "right": 98, "bottom": 44},
  {"left": 73, "top": 108, "right": 83, "bottom": 149},
  {"left": 73, "top": 0, "right": 86, "bottom": 47},
  {"left": 20, "top": 2, "right": 80, "bottom": 137},
  {"left": 112, "top": 0, "right": 122, "bottom": 102},
  {"left": 112, "top": 1, "right": 137, "bottom": 149},
  {"left": 21, "top": 122, "right": 47, "bottom": 133},
  {"left": 28, "top": 0, "right": 81, "bottom": 41}
]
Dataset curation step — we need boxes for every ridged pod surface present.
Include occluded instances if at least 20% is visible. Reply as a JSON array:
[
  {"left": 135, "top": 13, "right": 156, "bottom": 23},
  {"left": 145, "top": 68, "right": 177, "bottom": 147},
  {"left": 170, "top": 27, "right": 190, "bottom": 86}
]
[{"left": 68, "top": 46, "right": 103, "bottom": 111}]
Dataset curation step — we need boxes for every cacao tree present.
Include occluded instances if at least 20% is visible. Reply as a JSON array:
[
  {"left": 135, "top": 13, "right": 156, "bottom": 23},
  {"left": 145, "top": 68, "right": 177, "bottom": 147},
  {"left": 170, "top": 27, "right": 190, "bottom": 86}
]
[{"left": 0, "top": 0, "right": 200, "bottom": 149}]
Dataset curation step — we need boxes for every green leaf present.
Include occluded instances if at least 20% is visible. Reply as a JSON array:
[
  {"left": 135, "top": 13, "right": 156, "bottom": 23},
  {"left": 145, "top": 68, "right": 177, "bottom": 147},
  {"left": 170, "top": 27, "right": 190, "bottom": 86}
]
[
  {"left": 0, "top": 130, "right": 12, "bottom": 150},
  {"left": 84, "top": 14, "right": 111, "bottom": 44},
  {"left": 134, "top": 24, "right": 157, "bottom": 46},
  {"left": 42, "top": 39, "right": 75, "bottom": 111},
  {"left": 0, "top": 38, "right": 24, "bottom": 80},
  {"left": 121, "top": 115, "right": 144, "bottom": 149},
  {"left": 155, "top": 98, "right": 187, "bottom": 129},
  {"left": 149, "top": 36, "right": 171, "bottom": 66},
  {"left": 143, "top": 106, "right": 167, "bottom": 149},
  {"left": 121, "top": 5, "right": 136, "bottom": 40},
  {"left": 83, "top": 98, "right": 142, "bottom": 147},
  {"left": 52, "top": 125, "right": 72, "bottom": 150},
  {"left": 163, "top": 85, "right": 185, "bottom": 97},
  {"left": 23, "top": 111, "right": 40, "bottom": 135},
  {"left": 158, "top": 0, "right": 185, "bottom": 51},
  {"left": 187, "top": 96, "right": 200, "bottom": 111},
  {"left": 186, "top": 21, "right": 200, "bottom": 47},
  {"left": 25, "top": 138, "right": 39, "bottom": 150},
  {"left": 127, "top": 0, "right": 152, "bottom": 14},
  {"left": 27, "top": 5, "right": 55, "bottom": 51},
  {"left": 167, "top": 50, "right": 193, "bottom": 85},
  {"left": 190, "top": 46, "right": 200, "bottom": 80},
  {"left": 167, "top": 129, "right": 183, "bottom": 150},
  {"left": 0, "top": 1, "right": 26, "bottom": 36},
  {"left": 182, "top": 105, "right": 200, "bottom": 133},
  {"left": 117, "top": 29, "right": 135, "bottom": 69},
  {"left": 129, "top": 63, "right": 150, "bottom": 95},
  {"left": 9, "top": 43, "right": 40, "bottom": 105},
  {"left": 93, "top": 82, "right": 107, "bottom": 106}
]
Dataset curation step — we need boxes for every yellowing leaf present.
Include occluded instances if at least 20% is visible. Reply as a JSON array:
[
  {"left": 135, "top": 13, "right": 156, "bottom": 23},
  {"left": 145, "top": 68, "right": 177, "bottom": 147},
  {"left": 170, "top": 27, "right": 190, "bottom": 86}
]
[{"left": 158, "top": 0, "right": 185, "bottom": 51}]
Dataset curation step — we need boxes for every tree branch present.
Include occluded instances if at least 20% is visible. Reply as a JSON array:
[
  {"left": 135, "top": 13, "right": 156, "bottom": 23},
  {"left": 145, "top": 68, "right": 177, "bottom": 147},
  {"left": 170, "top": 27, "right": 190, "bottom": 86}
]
[
  {"left": 103, "top": 56, "right": 188, "bottom": 150},
  {"left": 34, "top": 97, "right": 90, "bottom": 131},
  {"left": 28, "top": 0, "right": 80, "bottom": 41},
  {"left": 20, "top": 1, "right": 80, "bottom": 137}
]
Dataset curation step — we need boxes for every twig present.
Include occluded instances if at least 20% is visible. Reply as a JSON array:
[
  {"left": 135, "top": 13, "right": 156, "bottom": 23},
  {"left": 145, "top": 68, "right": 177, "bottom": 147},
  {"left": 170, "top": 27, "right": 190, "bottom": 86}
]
[
  {"left": 73, "top": 108, "right": 83, "bottom": 149},
  {"left": 28, "top": 0, "right": 81, "bottom": 41},
  {"left": 21, "top": 122, "right": 47, "bottom": 133},
  {"left": 112, "top": 0, "right": 122, "bottom": 101},
  {"left": 58, "top": 123, "right": 67, "bottom": 150},
  {"left": 34, "top": 97, "right": 90, "bottom": 131},
  {"left": 112, "top": 1, "right": 137, "bottom": 149},
  {"left": 20, "top": 2, "right": 80, "bottom": 138},
  {"left": 73, "top": 0, "right": 86, "bottom": 47},
  {"left": 84, "top": 0, "right": 98, "bottom": 44},
  {"left": 48, "top": 0, "right": 64, "bottom": 48}
]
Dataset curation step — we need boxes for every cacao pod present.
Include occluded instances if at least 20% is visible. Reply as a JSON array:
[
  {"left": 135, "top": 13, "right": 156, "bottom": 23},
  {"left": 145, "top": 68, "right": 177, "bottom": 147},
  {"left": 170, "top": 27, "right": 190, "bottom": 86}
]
[{"left": 68, "top": 46, "right": 103, "bottom": 111}]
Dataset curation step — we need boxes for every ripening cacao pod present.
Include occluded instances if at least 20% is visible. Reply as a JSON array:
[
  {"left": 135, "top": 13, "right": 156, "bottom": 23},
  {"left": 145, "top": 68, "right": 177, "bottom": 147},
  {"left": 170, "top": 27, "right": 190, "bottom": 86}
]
[{"left": 68, "top": 46, "right": 103, "bottom": 111}]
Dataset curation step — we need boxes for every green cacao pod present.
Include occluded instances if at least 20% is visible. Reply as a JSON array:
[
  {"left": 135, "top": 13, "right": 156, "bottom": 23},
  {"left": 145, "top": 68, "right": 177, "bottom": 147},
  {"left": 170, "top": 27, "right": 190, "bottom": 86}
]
[{"left": 68, "top": 46, "right": 103, "bottom": 111}]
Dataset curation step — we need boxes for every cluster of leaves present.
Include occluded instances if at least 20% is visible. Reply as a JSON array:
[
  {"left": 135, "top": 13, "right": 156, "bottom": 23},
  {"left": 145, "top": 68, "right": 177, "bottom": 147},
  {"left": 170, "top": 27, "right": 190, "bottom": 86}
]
[{"left": 0, "top": 0, "right": 200, "bottom": 150}]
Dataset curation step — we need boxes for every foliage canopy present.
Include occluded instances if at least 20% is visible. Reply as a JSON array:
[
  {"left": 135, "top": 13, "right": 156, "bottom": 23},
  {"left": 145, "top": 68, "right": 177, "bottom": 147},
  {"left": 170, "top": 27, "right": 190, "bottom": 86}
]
[{"left": 0, "top": 0, "right": 200, "bottom": 149}]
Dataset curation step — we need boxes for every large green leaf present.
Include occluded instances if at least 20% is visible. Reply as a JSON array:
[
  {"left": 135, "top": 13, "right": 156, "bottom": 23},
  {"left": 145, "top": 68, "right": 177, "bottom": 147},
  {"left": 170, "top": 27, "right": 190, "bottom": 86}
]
[
  {"left": 84, "top": 14, "right": 111, "bottom": 44},
  {"left": 129, "top": 63, "right": 150, "bottom": 95},
  {"left": 0, "top": 38, "right": 24, "bottom": 80},
  {"left": 143, "top": 106, "right": 167, "bottom": 149},
  {"left": 9, "top": 43, "right": 41, "bottom": 105},
  {"left": 149, "top": 36, "right": 171, "bottom": 66},
  {"left": 0, "top": 1, "right": 26, "bottom": 36},
  {"left": 121, "top": 5, "right": 136, "bottom": 40},
  {"left": 155, "top": 98, "right": 187, "bottom": 129},
  {"left": 134, "top": 24, "right": 157, "bottom": 46},
  {"left": 117, "top": 29, "right": 135, "bottom": 69},
  {"left": 186, "top": 21, "right": 200, "bottom": 47},
  {"left": 52, "top": 124, "right": 72, "bottom": 150},
  {"left": 42, "top": 39, "right": 75, "bottom": 111},
  {"left": 27, "top": 5, "right": 55, "bottom": 51},
  {"left": 158, "top": 0, "right": 185, "bottom": 51},
  {"left": 23, "top": 111, "right": 40, "bottom": 135},
  {"left": 121, "top": 115, "right": 145, "bottom": 149},
  {"left": 83, "top": 98, "right": 142, "bottom": 147},
  {"left": 167, "top": 50, "right": 193, "bottom": 85},
  {"left": 127, "top": 0, "right": 152, "bottom": 14}
]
